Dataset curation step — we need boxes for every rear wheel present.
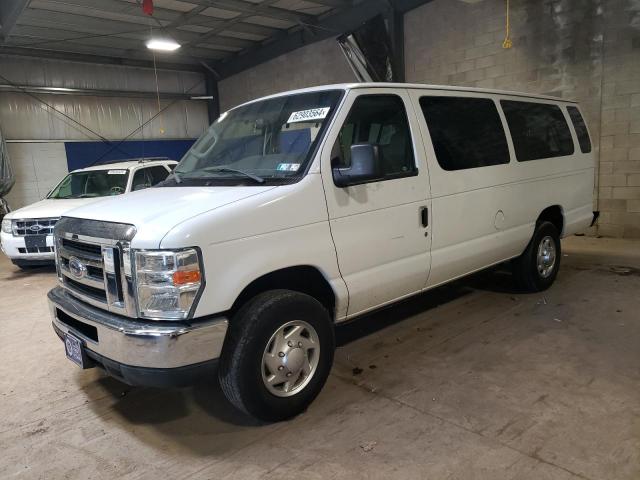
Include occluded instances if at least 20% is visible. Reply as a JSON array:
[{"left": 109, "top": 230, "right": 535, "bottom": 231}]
[
  {"left": 218, "top": 289, "right": 334, "bottom": 422},
  {"left": 512, "top": 221, "right": 561, "bottom": 292}
]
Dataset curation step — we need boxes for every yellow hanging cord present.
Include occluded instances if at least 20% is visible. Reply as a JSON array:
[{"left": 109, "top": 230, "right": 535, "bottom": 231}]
[{"left": 502, "top": 0, "right": 512, "bottom": 49}]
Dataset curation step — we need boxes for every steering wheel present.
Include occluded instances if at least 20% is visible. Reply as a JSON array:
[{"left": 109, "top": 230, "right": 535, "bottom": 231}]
[{"left": 110, "top": 186, "right": 124, "bottom": 194}]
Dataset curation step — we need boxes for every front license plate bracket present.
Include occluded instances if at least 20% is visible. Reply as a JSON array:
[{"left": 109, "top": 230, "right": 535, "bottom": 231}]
[{"left": 64, "top": 333, "right": 93, "bottom": 369}]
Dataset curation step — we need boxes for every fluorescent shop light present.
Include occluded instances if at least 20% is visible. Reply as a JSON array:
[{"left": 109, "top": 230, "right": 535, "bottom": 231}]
[{"left": 146, "top": 39, "right": 181, "bottom": 51}]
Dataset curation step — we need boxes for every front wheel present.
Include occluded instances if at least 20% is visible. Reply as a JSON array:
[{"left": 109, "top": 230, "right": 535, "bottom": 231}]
[
  {"left": 218, "top": 290, "right": 335, "bottom": 422},
  {"left": 512, "top": 221, "right": 561, "bottom": 292}
]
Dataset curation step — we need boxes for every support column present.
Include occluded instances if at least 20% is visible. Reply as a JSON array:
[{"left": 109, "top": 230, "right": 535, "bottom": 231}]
[
  {"left": 204, "top": 71, "right": 220, "bottom": 125},
  {"left": 387, "top": 5, "right": 405, "bottom": 83}
]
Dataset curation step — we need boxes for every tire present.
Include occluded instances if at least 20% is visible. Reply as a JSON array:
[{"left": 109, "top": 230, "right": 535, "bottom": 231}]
[
  {"left": 218, "top": 289, "right": 335, "bottom": 422},
  {"left": 512, "top": 221, "right": 561, "bottom": 292}
]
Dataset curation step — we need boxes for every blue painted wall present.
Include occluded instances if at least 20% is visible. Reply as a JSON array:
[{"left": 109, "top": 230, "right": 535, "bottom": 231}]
[{"left": 64, "top": 139, "right": 196, "bottom": 171}]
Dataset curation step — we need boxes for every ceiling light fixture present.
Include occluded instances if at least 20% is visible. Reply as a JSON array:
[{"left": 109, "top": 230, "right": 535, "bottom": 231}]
[{"left": 146, "top": 39, "right": 181, "bottom": 52}]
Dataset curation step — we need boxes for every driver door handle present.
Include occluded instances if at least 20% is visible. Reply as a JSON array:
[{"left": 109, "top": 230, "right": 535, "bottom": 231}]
[{"left": 420, "top": 207, "right": 429, "bottom": 227}]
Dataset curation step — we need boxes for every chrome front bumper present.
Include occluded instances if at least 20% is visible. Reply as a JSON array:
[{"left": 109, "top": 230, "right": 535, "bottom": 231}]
[{"left": 49, "top": 286, "right": 228, "bottom": 370}]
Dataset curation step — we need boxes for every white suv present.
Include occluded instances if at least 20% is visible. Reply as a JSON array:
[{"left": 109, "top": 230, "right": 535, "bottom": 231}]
[
  {"left": 1, "top": 158, "right": 176, "bottom": 268},
  {"left": 48, "top": 83, "right": 595, "bottom": 422}
]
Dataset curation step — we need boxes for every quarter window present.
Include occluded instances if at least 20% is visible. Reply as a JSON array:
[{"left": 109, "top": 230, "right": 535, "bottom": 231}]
[
  {"left": 566, "top": 106, "right": 592, "bottom": 153},
  {"left": 332, "top": 95, "right": 416, "bottom": 180},
  {"left": 132, "top": 168, "right": 153, "bottom": 191},
  {"left": 419, "top": 96, "right": 510, "bottom": 171},
  {"left": 501, "top": 100, "right": 574, "bottom": 161},
  {"left": 148, "top": 166, "right": 171, "bottom": 185}
]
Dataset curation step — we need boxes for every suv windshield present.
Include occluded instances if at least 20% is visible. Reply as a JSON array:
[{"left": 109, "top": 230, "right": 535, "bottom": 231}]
[
  {"left": 48, "top": 169, "right": 129, "bottom": 199},
  {"left": 172, "top": 90, "right": 343, "bottom": 185}
]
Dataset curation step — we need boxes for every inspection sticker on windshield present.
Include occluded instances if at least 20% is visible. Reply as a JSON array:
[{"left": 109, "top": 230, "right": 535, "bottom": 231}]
[
  {"left": 107, "top": 169, "right": 127, "bottom": 175},
  {"left": 276, "top": 163, "right": 300, "bottom": 172},
  {"left": 287, "top": 107, "right": 330, "bottom": 124}
]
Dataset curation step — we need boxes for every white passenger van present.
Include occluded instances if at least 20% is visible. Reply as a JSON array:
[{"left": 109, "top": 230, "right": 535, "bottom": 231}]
[
  {"left": 1, "top": 158, "right": 176, "bottom": 268},
  {"left": 48, "top": 83, "right": 595, "bottom": 422}
]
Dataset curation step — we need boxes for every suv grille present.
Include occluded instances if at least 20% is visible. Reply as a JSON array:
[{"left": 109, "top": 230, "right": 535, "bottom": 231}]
[
  {"left": 54, "top": 218, "right": 137, "bottom": 317},
  {"left": 13, "top": 218, "right": 58, "bottom": 236}
]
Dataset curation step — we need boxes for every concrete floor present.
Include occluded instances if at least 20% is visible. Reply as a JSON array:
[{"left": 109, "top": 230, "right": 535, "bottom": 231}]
[{"left": 1, "top": 236, "right": 639, "bottom": 480}]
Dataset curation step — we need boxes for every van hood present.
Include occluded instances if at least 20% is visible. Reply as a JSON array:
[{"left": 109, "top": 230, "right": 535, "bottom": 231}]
[
  {"left": 5, "top": 197, "right": 104, "bottom": 220},
  {"left": 63, "top": 185, "right": 277, "bottom": 246}
]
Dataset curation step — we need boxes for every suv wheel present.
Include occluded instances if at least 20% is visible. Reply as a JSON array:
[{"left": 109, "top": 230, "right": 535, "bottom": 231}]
[
  {"left": 512, "top": 221, "right": 561, "bottom": 292},
  {"left": 218, "top": 289, "right": 335, "bottom": 422}
]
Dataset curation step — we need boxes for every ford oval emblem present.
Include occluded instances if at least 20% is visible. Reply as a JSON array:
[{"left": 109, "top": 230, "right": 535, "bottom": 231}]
[
  {"left": 68, "top": 256, "right": 87, "bottom": 279},
  {"left": 29, "top": 224, "right": 43, "bottom": 232}
]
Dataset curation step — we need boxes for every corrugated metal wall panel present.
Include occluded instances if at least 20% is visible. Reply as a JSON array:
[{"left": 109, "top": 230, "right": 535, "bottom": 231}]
[
  {"left": 0, "top": 56, "right": 206, "bottom": 94},
  {"left": 0, "top": 56, "right": 210, "bottom": 141},
  {"left": 0, "top": 92, "right": 209, "bottom": 140},
  {"left": 4, "top": 142, "right": 67, "bottom": 208}
]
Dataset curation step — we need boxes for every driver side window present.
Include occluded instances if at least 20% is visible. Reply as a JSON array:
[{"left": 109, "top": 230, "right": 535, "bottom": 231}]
[{"left": 332, "top": 94, "right": 416, "bottom": 180}]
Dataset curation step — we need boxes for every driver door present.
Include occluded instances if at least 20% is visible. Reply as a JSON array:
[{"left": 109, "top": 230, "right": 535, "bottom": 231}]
[{"left": 320, "top": 88, "right": 432, "bottom": 318}]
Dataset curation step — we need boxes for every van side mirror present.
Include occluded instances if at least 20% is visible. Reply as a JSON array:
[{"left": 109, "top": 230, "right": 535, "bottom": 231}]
[{"left": 332, "top": 144, "right": 383, "bottom": 187}]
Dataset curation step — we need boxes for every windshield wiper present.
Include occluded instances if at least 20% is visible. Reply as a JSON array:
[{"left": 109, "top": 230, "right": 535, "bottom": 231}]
[{"left": 200, "top": 167, "right": 265, "bottom": 184}]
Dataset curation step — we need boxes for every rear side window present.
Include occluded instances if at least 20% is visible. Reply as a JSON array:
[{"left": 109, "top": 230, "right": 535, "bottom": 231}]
[
  {"left": 566, "top": 106, "right": 592, "bottom": 153},
  {"left": 419, "top": 96, "right": 510, "bottom": 171},
  {"left": 333, "top": 95, "right": 416, "bottom": 180},
  {"left": 501, "top": 100, "right": 574, "bottom": 161},
  {"left": 148, "top": 166, "right": 171, "bottom": 184}
]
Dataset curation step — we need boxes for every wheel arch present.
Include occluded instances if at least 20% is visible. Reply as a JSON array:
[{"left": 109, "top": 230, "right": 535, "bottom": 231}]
[
  {"left": 537, "top": 205, "right": 564, "bottom": 236},
  {"left": 229, "top": 265, "right": 338, "bottom": 321}
]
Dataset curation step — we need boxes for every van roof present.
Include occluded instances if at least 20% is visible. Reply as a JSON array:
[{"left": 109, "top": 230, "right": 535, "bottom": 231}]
[{"left": 236, "top": 82, "right": 578, "bottom": 108}]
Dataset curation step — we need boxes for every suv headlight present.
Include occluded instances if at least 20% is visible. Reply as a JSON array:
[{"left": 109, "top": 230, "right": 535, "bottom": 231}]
[
  {"left": 1, "top": 219, "right": 12, "bottom": 234},
  {"left": 134, "top": 248, "right": 204, "bottom": 320}
]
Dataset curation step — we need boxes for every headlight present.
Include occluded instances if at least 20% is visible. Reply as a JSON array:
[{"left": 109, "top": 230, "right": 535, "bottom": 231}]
[
  {"left": 134, "top": 248, "right": 204, "bottom": 320},
  {"left": 1, "top": 219, "right": 12, "bottom": 234}
]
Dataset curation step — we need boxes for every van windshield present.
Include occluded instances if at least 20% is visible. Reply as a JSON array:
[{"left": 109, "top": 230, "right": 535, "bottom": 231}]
[
  {"left": 172, "top": 90, "right": 343, "bottom": 185},
  {"left": 48, "top": 169, "right": 129, "bottom": 199}
]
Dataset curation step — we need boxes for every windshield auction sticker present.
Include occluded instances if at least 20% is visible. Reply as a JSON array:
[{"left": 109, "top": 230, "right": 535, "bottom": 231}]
[
  {"left": 287, "top": 107, "right": 330, "bottom": 124},
  {"left": 107, "top": 170, "right": 127, "bottom": 175},
  {"left": 276, "top": 163, "right": 300, "bottom": 172}
]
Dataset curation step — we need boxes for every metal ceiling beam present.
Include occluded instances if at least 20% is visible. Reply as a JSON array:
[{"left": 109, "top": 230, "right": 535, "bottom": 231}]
[
  {"left": 0, "top": 0, "right": 29, "bottom": 40},
  {"left": 307, "top": 0, "right": 352, "bottom": 7},
  {"left": 0, "top": 84, "right": 200, "bottom": 100},
  {"left": 0, "top": 45, "right": 204, "bottom": 72},
  {"left": 24, "top": 1, "right": 277, "bottom": 39},
  {"left": 11, "top": 23, "right": 252, "bottom": 50},
  {"left": 215, "top": 0, "right": 433, "bottom": 79},
  {"left": 107, "top": 0, "right": 279, "bottom": 37},
  {"left": 181, "top": 0, "right": 314, "bottom": 24},
  {"left": 7, "top": 31, "right": 234, "bottom": 61},
  {"left": 181, "top": 0, "right": 281, "bottom": 48},
  {"left": 13, "top": 10, "right": 252, "bottom": 63}
]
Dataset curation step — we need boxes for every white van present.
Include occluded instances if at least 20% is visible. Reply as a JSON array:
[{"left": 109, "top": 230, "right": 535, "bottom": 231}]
[
  {"left": 1, "top": 158, "right": 176, "bottom": 268},
  {"left": 48, "top": 83, "right": 595, "bottom": 422}
]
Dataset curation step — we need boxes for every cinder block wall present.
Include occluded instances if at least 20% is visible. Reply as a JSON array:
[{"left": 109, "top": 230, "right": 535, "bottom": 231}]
[
  {"left": 218, "top": 37, "right": 353, "bottom": 111},
  {"left": 406, "top": 0, "right": 640, "bottom": 238}
]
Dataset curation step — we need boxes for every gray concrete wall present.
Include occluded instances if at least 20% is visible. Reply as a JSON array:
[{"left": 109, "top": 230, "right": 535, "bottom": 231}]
[
  {"left": 406, "top": 0, "right": 640, "bottom": 238},
  {"left": 218, "top": 37, "right": 354, "bottom": 111}
]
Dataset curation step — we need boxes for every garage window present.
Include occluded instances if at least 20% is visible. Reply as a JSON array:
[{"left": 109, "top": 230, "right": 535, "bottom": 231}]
[
  {"left": 419, "top": 96, "right": 510, "bottom": 171},
  {"left": 501, "top": 100, "right": 574, "bottom": 161}
]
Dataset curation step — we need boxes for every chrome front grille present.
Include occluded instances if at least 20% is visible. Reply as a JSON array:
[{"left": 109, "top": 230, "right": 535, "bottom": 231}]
[
  {"left": 13, "top": 218, "right": 58, "bottom": 236},
  {"left": 54, "top": 218, "right": 137, "bottom": 318}
]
